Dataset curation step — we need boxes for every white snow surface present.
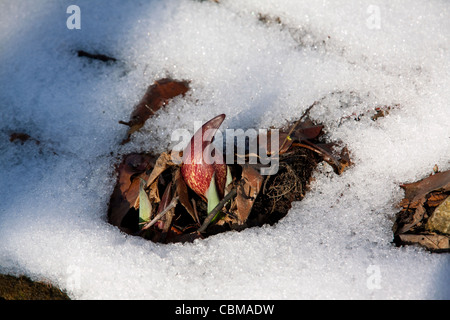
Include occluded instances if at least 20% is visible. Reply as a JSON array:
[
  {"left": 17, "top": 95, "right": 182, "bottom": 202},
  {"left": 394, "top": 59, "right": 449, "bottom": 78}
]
[{"left": 0, "top": 0, "right": 449, "bottom": 299}]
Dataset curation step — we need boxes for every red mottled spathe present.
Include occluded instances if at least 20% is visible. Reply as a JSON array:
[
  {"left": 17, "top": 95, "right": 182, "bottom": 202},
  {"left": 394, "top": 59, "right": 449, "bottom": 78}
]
[{"left": 181, "top": 114, "right": 227, "bottom": 200}]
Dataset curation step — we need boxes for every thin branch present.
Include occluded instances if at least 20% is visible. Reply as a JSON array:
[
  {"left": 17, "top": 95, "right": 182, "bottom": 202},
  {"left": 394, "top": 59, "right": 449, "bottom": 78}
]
[
  {"left": 141, "top": 196, "right": 179, "bottom": 231},
  {"left": 191, "top": 198, "right": 200, "bottom": 225},
  {"left": 198, "top": 188, "right": 237, "bottom": 233},
  {"left": 279, "top": 101, "right": 317, "bottom": 153}
]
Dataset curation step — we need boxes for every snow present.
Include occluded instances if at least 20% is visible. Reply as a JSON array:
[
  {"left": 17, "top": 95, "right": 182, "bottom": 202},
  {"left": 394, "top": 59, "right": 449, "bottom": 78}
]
[{"left": 0, "top": 0, "right": 449, "bottom": 299}]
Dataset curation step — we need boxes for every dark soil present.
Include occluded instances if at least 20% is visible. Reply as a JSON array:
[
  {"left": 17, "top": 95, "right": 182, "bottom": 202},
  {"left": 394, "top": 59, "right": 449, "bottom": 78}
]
[
  {"left": 0, "top": 274, "right": 69, "bottom": 300},
  {"left": 251, "top": 148, "right": 320, "bottom": 226}
]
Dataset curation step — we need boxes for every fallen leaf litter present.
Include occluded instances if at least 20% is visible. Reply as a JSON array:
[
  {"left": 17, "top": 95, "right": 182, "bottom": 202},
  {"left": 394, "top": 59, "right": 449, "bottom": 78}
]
[{"left": 108, "top": 77, "right": 449, "bottom": 251}]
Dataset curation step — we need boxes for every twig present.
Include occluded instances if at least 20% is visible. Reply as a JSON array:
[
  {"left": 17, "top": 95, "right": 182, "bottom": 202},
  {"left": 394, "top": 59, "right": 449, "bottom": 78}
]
[
  {"left": 77, "top": 50, "right": 117, "bottom": 62},
  {"left": 141, "top": 196, "right": 179, "bottom": 231},
  {"left": 191, "top": 198, "right": 200, "bottom": 225},
  {"left": 279, "top": 101, "right": 317, "bottom": 153},
  {"left": 198, "top": 188, "right": 237, "bottom": 233}
]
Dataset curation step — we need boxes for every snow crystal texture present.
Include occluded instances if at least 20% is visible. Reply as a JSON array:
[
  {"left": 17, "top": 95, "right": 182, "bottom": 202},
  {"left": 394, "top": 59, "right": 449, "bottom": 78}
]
[{"left": 0, "top": 0, "right": 449, "bottom": 299}]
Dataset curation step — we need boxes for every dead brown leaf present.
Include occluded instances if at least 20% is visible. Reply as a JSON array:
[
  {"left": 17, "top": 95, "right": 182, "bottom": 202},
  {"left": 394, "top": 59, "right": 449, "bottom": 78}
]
[
  {"left": 107, "top": 153, "right": 156, "bottom": 230},
  {"left": 120, "top": 78, "right": 189, "bottom": 144},
  {"left": 235, "top": 165, "right": 264, "bottom": 224},
  {"left": 156, "top": 181, "right": 175, "bottom": 234},
  {"left": 394, "top": 197, "right": 427, "bottom": 235},
  {"left": 398, "top": 233, "right": 449, "bottom": 252},
  {"left": 400, "top": 170, "right": 450, "bottom": 206},
  {"left": 174, "top": 168, "right": 197, "bottom": 223},
  {"left": 290, "top": 124, "right": 324, "bottom": 141},
  {"left": 394, "top": 169, "right": 450, "bottom": 252},
  {"left": 145, "top": 152, "right": 177, "bottom": 189}
]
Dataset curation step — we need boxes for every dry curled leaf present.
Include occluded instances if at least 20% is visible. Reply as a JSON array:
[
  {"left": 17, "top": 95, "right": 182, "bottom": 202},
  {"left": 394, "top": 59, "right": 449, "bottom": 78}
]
[
  {"left": 400, "top": 170, "right": 450, "bottom": 206},
  {"left": 107, "top": 153, "right": 156, "bottom": 231},
  {"left": 394, "top": 198, "right": 427, "bottom": 236},
  {"left": 394, "top": 169, "right": 450, "bottom": 252},
  {"left": 145, "top": 152, "right": 177, "bottom": 189},
  {"left": 120, "top": 78, "right": 189, "bottom": 144},
  {"left": 235, "top": 165, "right": 264, "bottom": 224}
]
